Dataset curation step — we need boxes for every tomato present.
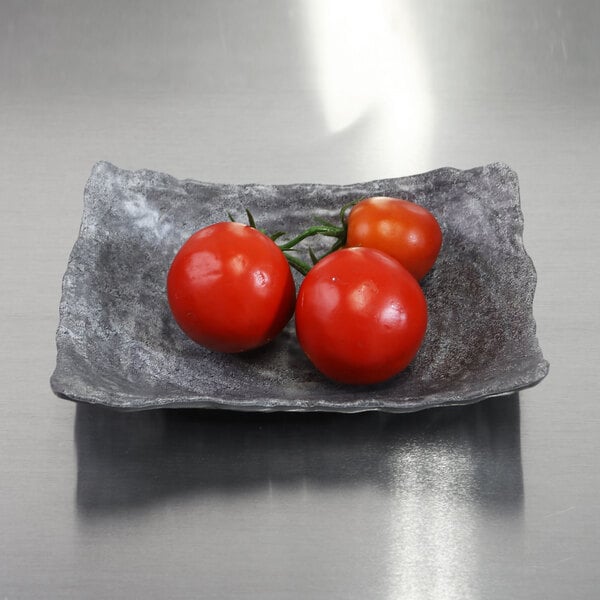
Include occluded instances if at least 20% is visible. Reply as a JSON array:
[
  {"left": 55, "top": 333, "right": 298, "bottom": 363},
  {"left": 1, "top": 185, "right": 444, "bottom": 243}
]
[
  {"left": 295, "top": 247, "right": 427, "bottom": 385},
  {"left": 167, "top": 222, "right": 296, "bottom": 353},
  {"left": 345, "top": 197, "right": 442, "bottom": 281}
]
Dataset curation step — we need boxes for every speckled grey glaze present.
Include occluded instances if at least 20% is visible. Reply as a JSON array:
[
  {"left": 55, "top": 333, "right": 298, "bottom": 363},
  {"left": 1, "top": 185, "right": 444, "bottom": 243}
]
[{"left": 50, "top": 162, "right": 548, "bottom": 412}]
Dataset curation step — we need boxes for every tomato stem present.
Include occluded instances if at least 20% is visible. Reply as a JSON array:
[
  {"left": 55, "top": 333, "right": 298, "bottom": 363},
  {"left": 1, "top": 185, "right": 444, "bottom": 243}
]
[
  {"left": 245, "top": 208, "right": 257, "bottom": 229},
  {"left": 283, "top": 252, "right": 312, "bottom": 276},
  {"left": 277, "top": 224, "right": 344, "bottom": 251},
  {"left": 229, "top": 202, "right": 360, "bottom": 275},
  {"left": 339, "top": 200, "right": 359, "bottom": 224}
]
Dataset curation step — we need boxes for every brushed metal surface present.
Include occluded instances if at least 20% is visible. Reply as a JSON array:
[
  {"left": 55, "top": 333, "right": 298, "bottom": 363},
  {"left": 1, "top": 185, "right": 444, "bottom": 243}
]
[{"left": 1, "top": 0, "right": 599, "bottom": 598}]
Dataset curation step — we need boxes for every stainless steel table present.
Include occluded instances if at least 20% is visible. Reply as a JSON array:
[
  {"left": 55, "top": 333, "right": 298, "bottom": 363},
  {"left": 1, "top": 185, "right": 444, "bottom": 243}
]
[{"left": 1, "top": 1, "right": 598, "bottom": 598}]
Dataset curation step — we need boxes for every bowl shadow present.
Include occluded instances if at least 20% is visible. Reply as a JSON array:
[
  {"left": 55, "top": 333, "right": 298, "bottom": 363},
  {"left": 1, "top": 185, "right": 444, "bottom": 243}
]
[{"left": 75, "top": 394, "right": 523, "bottom": 517}]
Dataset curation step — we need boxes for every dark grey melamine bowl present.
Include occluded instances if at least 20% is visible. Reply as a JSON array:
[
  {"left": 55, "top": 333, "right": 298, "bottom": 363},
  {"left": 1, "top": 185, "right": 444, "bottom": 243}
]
[{"left": 51, "top": 162, "right": 548, "bottom": 412}]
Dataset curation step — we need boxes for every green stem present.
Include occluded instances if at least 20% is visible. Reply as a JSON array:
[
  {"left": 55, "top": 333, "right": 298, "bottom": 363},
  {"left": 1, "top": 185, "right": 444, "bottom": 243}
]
[
  {"left": 228, "top": 204, "right": 356, "bottom": 276},
  {"left": 277, "top": 224, "right": 344, "bottom": 252},
  {"left": 283, "top": 252, "right": 312, "bottom": 276},
  {"left": 339, "top": 199, "right": 359, "bottom": 224}
]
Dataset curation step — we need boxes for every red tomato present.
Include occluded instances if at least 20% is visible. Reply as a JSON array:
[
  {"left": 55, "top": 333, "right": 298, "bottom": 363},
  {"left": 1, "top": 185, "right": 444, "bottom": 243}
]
[
  {"left": 167, "top": 222, "right": 296, "bottom": 353},
  {"left": 295, "top": 247, "right": 427, "bottom": 385},
  {"left": 346, "top": 197, "right": 442, "bottom": 281}
]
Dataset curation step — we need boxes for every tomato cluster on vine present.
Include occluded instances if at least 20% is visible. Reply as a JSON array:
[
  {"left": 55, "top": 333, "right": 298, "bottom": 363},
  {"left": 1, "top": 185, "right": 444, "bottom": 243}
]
[{"left": 167, "top": 197, "right": 442, "bottom": 385}]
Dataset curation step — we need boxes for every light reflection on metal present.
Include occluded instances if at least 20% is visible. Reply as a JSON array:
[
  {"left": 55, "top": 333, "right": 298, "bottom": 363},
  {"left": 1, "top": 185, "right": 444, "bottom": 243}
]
[
  {"left": 303, "top": 0, "right": 433, "bottom": 173},
  {"left": 382, "top": 400, "right": 523, "bottom": 599},
  {"left": 386, "top": 442, "right": 477, "bottom": 599}
]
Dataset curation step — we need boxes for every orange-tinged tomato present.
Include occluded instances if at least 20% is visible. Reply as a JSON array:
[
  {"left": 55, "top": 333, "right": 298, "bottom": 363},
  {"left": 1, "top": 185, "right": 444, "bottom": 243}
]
[{"left": 346, "top": 197, "right": 442, "bottom": 280}]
